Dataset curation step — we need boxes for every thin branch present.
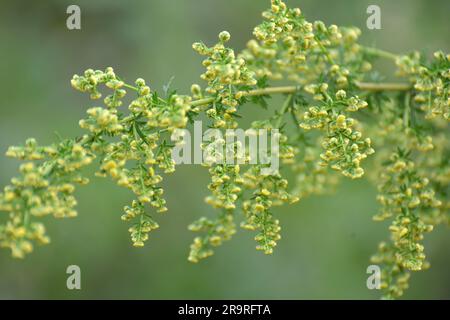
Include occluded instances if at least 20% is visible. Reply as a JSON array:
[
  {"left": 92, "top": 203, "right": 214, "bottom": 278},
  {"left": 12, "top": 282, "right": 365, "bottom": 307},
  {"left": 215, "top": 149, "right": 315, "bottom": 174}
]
[
  {"left": 356, "top": 81, "right": 411, "bottom": 92},
  {"left": 361, "top": 46, "right": 399, "bottom": 61},
  {"left": 190, "top": 82, "right": 411, "bottom": 107},
  {"left": 275, "top": 94, "right": 293, "bottom": 128}
]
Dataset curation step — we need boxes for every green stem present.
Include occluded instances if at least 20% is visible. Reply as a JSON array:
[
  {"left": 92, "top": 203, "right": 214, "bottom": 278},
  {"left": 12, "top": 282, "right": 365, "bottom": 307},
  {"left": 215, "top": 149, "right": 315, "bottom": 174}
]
[
  {"left": 191, "top": 97, "right": 215, "bottom": 108},
  {"left": 403, "top": 92, "right": 411, "bottom": 128},
  {"left": 190, "top": 82, "right": 411, "bottom": 108},
  {"left": 357, "top": 82, "right": 411, "bottom": 91},
  {"left": 275, "top": 94, "right": 293, "bottom": 128},
  {"left": 23, "top": 209, "right": 30, "bottom": 230},
  {"left": 362, "top": 46, "right": 399, "bottom": 61},
  {"left": 124, "top": 78, "right": 410, "bottom": 109},
  {"left": 123, "top": 83, "right": 138, "bottom": 91},
  {"left": 314, "top": 35, "right": 336, "bottom": 65}
]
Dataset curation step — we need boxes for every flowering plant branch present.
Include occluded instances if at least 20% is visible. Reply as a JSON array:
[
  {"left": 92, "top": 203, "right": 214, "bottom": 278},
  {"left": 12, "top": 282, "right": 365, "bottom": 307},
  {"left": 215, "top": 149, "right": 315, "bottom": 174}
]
[{"left": 0, "top": 0, "right": 448, "bottom": 299}]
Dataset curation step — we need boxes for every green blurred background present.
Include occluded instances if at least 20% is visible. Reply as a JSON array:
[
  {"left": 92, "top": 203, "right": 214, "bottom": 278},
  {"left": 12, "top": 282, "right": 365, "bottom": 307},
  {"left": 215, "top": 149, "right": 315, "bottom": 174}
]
[{"left": 0, "top": 0, "right": 449, "bottom": 299}]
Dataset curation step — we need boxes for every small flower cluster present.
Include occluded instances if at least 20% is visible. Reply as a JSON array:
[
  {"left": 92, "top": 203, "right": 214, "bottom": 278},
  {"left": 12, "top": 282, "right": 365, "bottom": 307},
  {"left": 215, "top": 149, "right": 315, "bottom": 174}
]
[
  {"left": 239, "top": 120, "right": 298, "bottom": 255},
  {"left": 188, "top": 160, "right": 242, "bottom": 260},
  {"left": 243, "top": 0, "right": 375, "bottom": 179},
  {"left": 188, "top": 211, "right": 236, "bottom": 263},
  {"left": 319, "top": 113, "right": 374, "bottom": 179},
  {"left": 186, "top": 63, "right": 257, "bottom": 261},
  {"left": 123, "top": 201, "right": 160, "bottom": 247},
  {"left": 72, "top": 68, "right": 184, "bottom": 247},
  {"left": 193, "top": 31, "right": 257, "bottom": 115},
  {"left": 130, "top": 78, "right": 193, "bottom": 132},
  {"left": 366, "top": 88, "right": 449, "bottom": 298},
  {"left": 242, "top": 0, "right": 307, "bottom": 80},
  {"left": 374, "top": 151, "right": 441, "bottom": 274},
  {"left": 367, "top": 98, "right": 437, "bottom": 166},
  {"left": 370, "top": 242, "right": 413, "bottom": 299},
  {"left": 291, "top": 144, "right": 340, "bottom": 199},
  {"left": 186, "top": 33, "right": 252, "bottom": 260},
  {"left": 396, "top": 51, "right": 450, "bottom": 121},
  {"left": 186, "top": 127, "right": 242, "bottom": 261},
  {"left": 71, "top": 67, "right": 126, "bottom": 106},
  {"left": 242, "top": 0, "right": 369, "bottom": 86},
  {"left": 79, "top": 107, "right": 124, "bottom": 134},
  {"left": 188, "top": 106, "right": 298, "bottom": 261},
  {"left": 204, "top": 164, "right": 242, "bottom": 210},
  {"left": 240, "top": 165, "right": 298, "bottom": 254},
  {"left": 416, "top": 133, "right": 450, "bottom": 226},
  {"left": 145, "top": 93, "right": 192, "bottom": 132},
  {"left": 0, "top": 138, "right": 93, "bottom": 257},
  {"left": 298, "top": 90, "right": 374, "bottom": 179}
]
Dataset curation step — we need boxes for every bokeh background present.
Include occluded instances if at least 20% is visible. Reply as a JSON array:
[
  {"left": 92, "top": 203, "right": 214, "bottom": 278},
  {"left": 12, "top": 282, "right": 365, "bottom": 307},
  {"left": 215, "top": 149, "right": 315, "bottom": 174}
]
[{"left": 0, "top": 0, "right": 449, "bottom": 299}]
